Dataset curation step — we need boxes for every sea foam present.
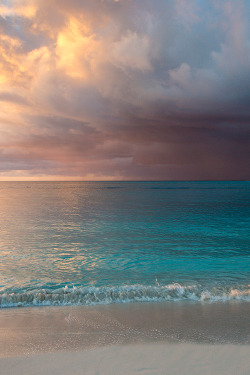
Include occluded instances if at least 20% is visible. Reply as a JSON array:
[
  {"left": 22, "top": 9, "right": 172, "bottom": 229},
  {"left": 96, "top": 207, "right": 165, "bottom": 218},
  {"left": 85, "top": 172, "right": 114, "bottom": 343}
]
[{"left": 0, "top": 284, "right": 250, "bottom": 308}]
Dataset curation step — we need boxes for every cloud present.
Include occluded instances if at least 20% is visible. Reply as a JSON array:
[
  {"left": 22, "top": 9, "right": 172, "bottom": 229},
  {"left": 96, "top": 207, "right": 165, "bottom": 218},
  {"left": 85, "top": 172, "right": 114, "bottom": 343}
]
[
  {"left": 0, "top": 0, "right": 249, "bottom": 180},
  {"left": 112, "top": 31, "right": 152, "bottom": 71},
  {"left": 0, "top": 91, "right": 29, "bottom": 105}
]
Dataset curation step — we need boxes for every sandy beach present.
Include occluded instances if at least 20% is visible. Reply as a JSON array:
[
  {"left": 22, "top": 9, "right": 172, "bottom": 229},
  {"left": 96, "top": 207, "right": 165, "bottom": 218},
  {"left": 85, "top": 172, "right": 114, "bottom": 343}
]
[
  {"left": 1, "top": 342, "right": 250, "bottom": 375},
  {"left": 0, "top": 301, "right": 249, "bottom": 374}
]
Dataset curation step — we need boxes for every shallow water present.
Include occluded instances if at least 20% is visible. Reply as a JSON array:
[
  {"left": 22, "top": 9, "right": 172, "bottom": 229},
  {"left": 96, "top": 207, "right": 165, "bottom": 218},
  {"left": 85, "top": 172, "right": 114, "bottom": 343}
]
[{"left": 0, "top": 181, "right": 249, "bottom": 307}]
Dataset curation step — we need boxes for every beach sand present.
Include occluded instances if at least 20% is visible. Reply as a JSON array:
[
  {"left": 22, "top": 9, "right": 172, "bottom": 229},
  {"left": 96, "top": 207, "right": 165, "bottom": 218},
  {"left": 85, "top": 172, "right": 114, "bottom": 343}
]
[
  {"left": 0, "top": 301, "right": 249, "bottom": 374},
  {"left": 1, "top": 342, "right": 250, "bottom": 375}
]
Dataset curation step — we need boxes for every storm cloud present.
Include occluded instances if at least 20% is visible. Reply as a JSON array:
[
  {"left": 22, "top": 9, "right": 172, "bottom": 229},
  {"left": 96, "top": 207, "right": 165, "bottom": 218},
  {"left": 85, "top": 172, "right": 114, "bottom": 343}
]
[{"left": 0, "top": 0, "right": 249, "bottom": 180}]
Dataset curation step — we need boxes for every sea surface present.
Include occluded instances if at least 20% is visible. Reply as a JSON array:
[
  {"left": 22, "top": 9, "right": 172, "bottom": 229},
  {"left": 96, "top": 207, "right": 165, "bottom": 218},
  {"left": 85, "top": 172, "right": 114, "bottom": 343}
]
[{"left": 0, "top": 181, "right": 249, "bottom": 308}]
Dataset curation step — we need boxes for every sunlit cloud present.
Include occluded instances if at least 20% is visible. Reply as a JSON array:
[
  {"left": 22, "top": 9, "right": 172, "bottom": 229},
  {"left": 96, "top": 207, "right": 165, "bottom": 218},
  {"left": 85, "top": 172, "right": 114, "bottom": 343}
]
[{"left": 56, "top": 17, "right": 97, "bottom": 80}]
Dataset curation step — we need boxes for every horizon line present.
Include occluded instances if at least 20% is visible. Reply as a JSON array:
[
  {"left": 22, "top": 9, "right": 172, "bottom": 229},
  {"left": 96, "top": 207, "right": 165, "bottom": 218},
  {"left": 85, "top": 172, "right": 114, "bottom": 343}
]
[{"left": 0, "top": 179, "right": 249, "bottom": 183}]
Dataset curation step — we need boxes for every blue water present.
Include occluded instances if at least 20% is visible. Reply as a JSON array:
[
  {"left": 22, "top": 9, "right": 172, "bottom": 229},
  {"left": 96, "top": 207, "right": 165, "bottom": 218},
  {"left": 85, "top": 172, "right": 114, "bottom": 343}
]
[{"left": 0, "top": 181, "right": 249, "bottom": 307}]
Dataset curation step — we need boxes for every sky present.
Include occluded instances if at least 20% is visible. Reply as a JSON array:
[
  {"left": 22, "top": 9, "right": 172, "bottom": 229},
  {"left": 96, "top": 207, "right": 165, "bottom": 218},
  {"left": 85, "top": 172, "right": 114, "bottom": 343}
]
[{"left": 0, "top": 0, "right": 249, "bottom": 181}]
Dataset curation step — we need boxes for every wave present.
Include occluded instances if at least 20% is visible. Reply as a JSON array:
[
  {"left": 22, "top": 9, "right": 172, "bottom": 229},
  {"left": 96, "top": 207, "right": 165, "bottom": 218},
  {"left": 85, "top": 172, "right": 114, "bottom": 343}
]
[{"left": 0, "top": 284, "right": 250, "bottom": 308}]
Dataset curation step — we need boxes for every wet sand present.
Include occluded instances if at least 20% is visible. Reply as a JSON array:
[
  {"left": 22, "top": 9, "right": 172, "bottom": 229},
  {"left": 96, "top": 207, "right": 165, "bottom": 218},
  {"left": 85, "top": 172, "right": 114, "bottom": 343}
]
[{"left": 0, "top": 301, "right": 249, "bottom": 374}]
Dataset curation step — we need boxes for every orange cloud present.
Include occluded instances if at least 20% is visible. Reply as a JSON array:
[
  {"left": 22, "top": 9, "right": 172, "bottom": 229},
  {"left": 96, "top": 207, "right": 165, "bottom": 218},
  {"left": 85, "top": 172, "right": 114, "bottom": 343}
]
[
  {"left": 0, "top": 34, "right": 28, "bottom": 85},
  {"left": 56, "top": 17, "right": 99, "bottom": 80}
]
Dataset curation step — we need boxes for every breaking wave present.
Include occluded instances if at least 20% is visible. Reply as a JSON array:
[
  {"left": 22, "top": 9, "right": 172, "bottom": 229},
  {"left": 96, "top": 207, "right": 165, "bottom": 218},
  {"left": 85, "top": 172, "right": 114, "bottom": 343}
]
[{"left": 1, "top": 283, "right": 250, "bottom": 308}]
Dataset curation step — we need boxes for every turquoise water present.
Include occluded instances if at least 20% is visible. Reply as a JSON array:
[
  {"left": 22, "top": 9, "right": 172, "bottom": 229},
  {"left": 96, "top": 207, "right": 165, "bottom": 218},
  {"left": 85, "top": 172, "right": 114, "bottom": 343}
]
[{"left": 0, "top": 181, "right": 249, "bottom": 307}]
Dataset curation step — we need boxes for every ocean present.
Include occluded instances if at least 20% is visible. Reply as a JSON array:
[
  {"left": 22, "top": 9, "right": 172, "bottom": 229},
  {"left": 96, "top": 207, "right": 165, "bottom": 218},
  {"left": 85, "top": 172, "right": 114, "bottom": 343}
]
[{"left": 0, "top": 181, "right": 249, "bottom": 308}]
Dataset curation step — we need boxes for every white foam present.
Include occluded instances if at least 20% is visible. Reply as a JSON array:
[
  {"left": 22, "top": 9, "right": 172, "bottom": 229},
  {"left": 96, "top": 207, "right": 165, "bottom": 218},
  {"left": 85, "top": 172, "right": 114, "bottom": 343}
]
[{"left": 0, "top": 284, "right": 249, "bottom": 308}]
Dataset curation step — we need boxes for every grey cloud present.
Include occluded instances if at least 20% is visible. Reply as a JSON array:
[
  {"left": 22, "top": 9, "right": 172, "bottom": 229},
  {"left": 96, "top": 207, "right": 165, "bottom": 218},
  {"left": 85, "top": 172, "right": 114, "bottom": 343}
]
[{"left": 0, "top": 91, "right": 29, "bottom": 105}]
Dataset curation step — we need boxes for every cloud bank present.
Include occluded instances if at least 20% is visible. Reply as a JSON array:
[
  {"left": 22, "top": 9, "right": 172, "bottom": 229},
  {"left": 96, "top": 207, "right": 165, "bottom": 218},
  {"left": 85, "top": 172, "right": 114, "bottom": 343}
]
[{"left": 0, "top": 0, "right": 249, "bottom": 180}]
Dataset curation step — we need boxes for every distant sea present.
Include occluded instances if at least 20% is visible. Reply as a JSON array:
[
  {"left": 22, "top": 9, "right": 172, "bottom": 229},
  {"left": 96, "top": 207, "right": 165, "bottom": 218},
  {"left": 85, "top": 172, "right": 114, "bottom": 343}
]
[{"left": 0, "top": 181, "right": 249, "bottom": 308}]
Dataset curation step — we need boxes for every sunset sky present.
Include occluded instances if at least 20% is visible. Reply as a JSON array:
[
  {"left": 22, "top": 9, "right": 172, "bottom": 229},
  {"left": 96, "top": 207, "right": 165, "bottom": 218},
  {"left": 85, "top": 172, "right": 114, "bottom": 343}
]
[{"left": 0, "top": 0, "right": 249, "bottom": 181}]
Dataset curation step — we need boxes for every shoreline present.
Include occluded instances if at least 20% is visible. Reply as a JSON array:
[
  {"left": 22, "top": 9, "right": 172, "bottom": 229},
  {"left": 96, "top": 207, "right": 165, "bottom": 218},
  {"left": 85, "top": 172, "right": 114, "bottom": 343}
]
[
  {"left": 0, "top": 300, "right": 249, "bottom": 358},
  {"left": 1, "top": 301, "right": 249, "bottom": 374},
  {"left": 1, "top": 283, "right": 250, "bottom": 309}
]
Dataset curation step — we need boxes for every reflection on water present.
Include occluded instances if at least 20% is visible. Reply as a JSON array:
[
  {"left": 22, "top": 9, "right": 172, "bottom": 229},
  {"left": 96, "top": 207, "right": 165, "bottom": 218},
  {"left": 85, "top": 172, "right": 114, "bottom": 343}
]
[{"left": 0, "top": 181, "right": 249, "bottom": 300}]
